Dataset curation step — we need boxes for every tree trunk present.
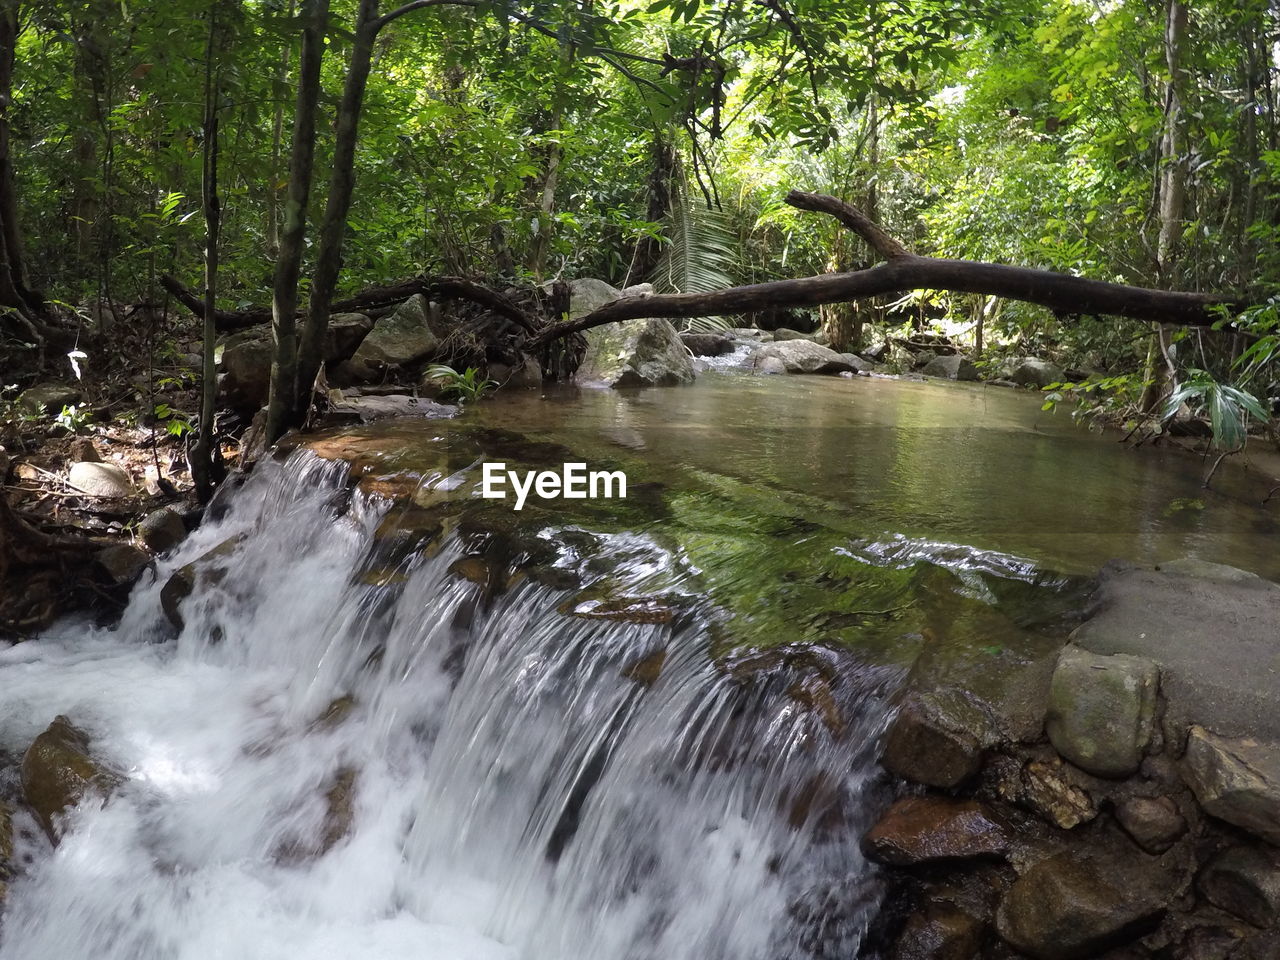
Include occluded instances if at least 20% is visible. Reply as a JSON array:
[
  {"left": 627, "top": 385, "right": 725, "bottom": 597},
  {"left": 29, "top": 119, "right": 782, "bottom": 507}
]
[
  {"left": 294, "top": 0, "right": 381, "bottom": 420},
  {"left": 191, "top": 0, "right": 225, "bottom": 503},
  {"left": 0, "top": 0, "right": 43, "bottom": 348},
  {"left": 265, "top": 0, "right": 296, "bottom": 261},
  {"left": 1157, "top": 0, "right": 1188, "bottom": 276},
  {"left": 530, "top": 191, "right": 1238, "bottom": 348},
  {"left": 264, "top": 0, "right": 329, "bottom": 445}
]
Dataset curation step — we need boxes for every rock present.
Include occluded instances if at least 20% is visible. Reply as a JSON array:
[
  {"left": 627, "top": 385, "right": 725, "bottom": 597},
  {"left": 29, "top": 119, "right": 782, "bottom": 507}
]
[
  {"left": 1197, "top": 846, "right": 1280, "bottom": 927},
  {"left": 774, "top": 327, "right": 827, "bottom": 344},
  {"left": 490, "top": 354, "right": 542, "bottom": 389},
  {"left": 1114, "top": 796, "right": 1186, "bottom": 854},
  {"left": 319, "top": 766, "right": 357, "bottom": 854},
  {"left": 1019, "top": 757, "right": 1098, "bottom": 829},
  {"left": 326, "top": 394, "right": 458, "bottom": 423},
  {"left": 217, "top": 328, "right": 274, "bottom": 412},
  {"left": 161, "top": 534, "right": 245, "bottom": 630},
  {"left": 21, "top": 716, "right": 122, "bottom": 842},
  {"left": 138, "top": 507, "right": 188, "bottom": 554},
  {"left": 568, "top": 277, "right": 625, "bottom": 315},
  {"left": 347, "top": 295, "right": 444, "bottom": 378},
  {"left": 0, "top": 799, "right": 12, "bottom": 902},
  {"left": 619, "top": 282, "right": 654, "bottom": 298},
  {"left": 892, "top": 900, "right": 984, "bottom": 960},
  {"left": 758, "top": 355, "right": 787, "bottom": 375},
  {"left": 1237, "top": 930, "right": 1280, "bottom": 959},
  {"left": 325, "top": 312, "right": 375, "bottom": 361},
  {"left": 1181, "top": 726, "right": 1280, "bottom": 844},
  {"left": 838, "top": 353, "right": 877, "bottom": 373},
  {"left": 68, "top": 460, "right": 135, "bottom": 498},
  {"left": 17, "top": 383, "right": 81, "bottom": 414},
  {"left": 863, "top": 796, "right": 1011, "bottom": 867},
  {"left": 728, "top": 326, "right": 769, "bottom": 341},
  {"left": 95, "top": 543, "right": 150, "bottom": 586},
  {"left": 680, "top": 331, "right": 735, "bottom": 356},
  {"left": 1177, "top": 926, "right": 1245, "bottom": 960},
  {"left": 578, "top": 317, "right": 695, "bottom": 387},
  {"left": 881, "top": 696, "right": 984, "bottom": 789},
  {"left": 921, "top": 353, "right": 979, "bottom": 381},
  {"left": 1006, "top": 357, "right": 1065, "bottom": 388},
  {"left": 1045, "top": 647, "right": 1159, "bottom": 778},
  {"left": 995, "top": 852, "right": 1172, "bottom": 960},
  {"left": 752, "top": 340, "right": 856, "bottom": 375},
  {"left": 67, "top": 437, "right": 101, "bottom": 462}
]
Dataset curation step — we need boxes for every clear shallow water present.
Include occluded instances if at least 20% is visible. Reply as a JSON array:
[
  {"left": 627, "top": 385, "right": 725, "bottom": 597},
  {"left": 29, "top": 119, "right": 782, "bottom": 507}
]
[{"left": 3, "top": 371, "right": 1277, "bottom": 959}]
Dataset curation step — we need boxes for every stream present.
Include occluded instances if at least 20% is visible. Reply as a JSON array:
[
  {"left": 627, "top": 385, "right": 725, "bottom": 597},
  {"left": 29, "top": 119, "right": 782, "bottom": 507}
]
[{"left": 1, "top": 372, "right": 1276, "bottom": 959}]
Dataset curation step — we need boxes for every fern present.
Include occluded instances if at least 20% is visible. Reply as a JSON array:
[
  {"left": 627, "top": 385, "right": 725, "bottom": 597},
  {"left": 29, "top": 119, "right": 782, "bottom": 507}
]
[{"left": 650, "top": 174, "right": 739, "bottom": 332}]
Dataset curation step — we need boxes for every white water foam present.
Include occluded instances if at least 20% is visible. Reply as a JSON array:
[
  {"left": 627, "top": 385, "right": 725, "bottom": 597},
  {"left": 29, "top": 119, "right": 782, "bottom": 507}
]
[{"left": 0, "top": 451, "right": 891, "bottom": 960}]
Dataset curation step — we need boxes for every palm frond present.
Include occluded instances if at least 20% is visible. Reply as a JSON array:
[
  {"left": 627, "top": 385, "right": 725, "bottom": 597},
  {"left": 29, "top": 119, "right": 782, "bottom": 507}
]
[{"left": 650, "top": 175, "right": 739, "bottom": 332}]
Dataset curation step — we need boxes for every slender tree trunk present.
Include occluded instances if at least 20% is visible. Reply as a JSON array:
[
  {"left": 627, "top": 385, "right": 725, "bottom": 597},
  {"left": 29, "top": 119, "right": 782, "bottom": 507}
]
[
  {"left": 0, "top": 0, "right": 42, "bottom": 348},
  {"left": 526, "top": 22, "right": 573, "bottom": 280},
  {"left": 627, "top": 134, "right": 676, "bottom": 285},
  {"left": 265, "top": 0, "right": 329, "bottom": 445},
  {"left": 294, "top": 0, "right": 381, "bottom": 419},
  {"left": 265, "top": 0, "right": 295, "bottom": 261},
  {"left": 191, "top": 0, "right": 225, "bottom": 503}
]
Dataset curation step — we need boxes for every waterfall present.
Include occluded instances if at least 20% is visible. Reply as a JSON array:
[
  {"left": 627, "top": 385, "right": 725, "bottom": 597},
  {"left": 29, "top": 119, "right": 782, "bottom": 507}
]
[{"left": 0, "top": 449, "right": 895, "bottom": 960}]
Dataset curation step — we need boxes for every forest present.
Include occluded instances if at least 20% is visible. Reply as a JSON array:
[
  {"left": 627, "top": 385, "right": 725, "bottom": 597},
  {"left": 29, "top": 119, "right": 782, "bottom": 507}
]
[{"left": 5, "top": 3, "right": 1280, "bottom": 958}]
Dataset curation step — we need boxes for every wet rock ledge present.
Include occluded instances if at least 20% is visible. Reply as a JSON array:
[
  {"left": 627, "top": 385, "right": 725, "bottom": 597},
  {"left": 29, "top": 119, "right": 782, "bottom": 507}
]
[{"left": 864, "top": 559, "right": 1280, "bottom": 959}]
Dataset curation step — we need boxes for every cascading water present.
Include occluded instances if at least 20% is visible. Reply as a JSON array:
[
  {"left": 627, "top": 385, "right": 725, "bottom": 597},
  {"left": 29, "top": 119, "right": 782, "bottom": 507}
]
[{"left": 0, "top": 449, "right": 896, "bottom": 960}]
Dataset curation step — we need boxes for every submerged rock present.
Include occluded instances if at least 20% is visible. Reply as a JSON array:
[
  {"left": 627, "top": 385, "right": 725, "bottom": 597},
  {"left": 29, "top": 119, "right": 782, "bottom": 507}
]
[
  {"left": 1045, "top": 647, "right": 1159, "bottom": 778},
  {"left": 995, "top": 851, "right": 1172, "bottom": 959},
  {"left": 21, "top": 716, "right": 123, "bottom": 842},
  {"left": 752, "top": 339, "right": 857, "bottom": 375},
  {"left": 863, "top": 796, "right": 1011, "bottom": 867},
  {"left": 892, "top": 900, "right": 984, "bottom": 960},
  {"left": 1197, "top": 845, "right": 1280, "bottom": 928},
  {"left": 1181, "top": 726, "right": 1280, "bottom": 844},
  {"left": 921, "top": 353, "right": 979, "bottom": 381},
  {"left": 1114, "top": 795, "right": 1186, "bottom": 854}
]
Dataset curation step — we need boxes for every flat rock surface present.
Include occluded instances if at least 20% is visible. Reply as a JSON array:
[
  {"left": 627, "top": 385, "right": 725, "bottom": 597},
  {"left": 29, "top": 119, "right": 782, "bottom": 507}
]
[{"left": 1072, "top": 560, "right": 1280, "bottom": 740}]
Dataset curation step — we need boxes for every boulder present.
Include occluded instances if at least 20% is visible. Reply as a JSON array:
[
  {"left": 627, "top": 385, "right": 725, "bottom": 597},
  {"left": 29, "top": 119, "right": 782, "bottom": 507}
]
[
  {"left": 138, "top": 507, "right": 188, "bottom": 554},
  {"left": 568, "top": 277, "right": 626, "bottom": 315},
  {"left": 728, "top": 327, "right": 769, "bottom": 341},
  {"left": 68, "top": 460, "right": 135, "bottom": 498},
  {"left": 1045, "top": 647, "right": 1159, "bottom": 778},
  {"left": 489, "top": 354, "right": 543, "bottom": 389},
  {"left": 1006, "top": 357, "right": 1065, "bottom": 388},
  {"left": 217, "top": 328, "right": 274, "bottom": 412},
  {"left": 995, "top": 852, "right": 1172, "bottom": 960},
  {"left": 881, "top": 696, "right": 984, "bottom": 789},
  {"left": 346, "top": 295, "right": 443, "bottom": 378},
  {"left": 578, "top": 318, "right": 695, "bottom": 387},
  {"left": 752, "top": 340, "right": 856, "bottom": 375},
  {"left": 326, "top": 394, "right": 458, "bottom": 423},
  {"left": 94, "top": 543, "right": 150, "bottom": 586},
  {"left": 773, "top": 327, "right": 827, "bottom": 344},
  {"left": 1114, "top": 796, "right": 1186, "bottom": 854},
  {"left": 680, "top": 331, "right": 736, "bottom": 356},
  {"left": 21, "top": 716, "right": 123, "bottom": 842},
  {"left": 1197, "top": 846, "right": 1280, "bottom": 928},
  {"left": 864, "top": 796, "right": 1011, "bottom": 866},
  {"left": 892, "top": 900, "right": 984, "bottom": 960},
  {"left": 757, "top": 355, "right": 787, "bottom": 375},
  {"left": 17, "top": 383, "right": 81, "bottom": 414},
  {"left": 325, "top": 312, "right": 375, "bottom": 360},
  {"left": 1181, "top": 726, "right": 1280, "bottom": 844},
  {"left": 921, "top": 353, "right": 979, "bottom": 381},
  {"left": 838, "top": 353, "right": 877, "bottom": 374}
]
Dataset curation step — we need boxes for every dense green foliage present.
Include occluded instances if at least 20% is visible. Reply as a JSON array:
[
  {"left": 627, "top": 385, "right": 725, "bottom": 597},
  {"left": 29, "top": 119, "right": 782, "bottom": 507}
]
[{"left": 3, "top": 0, "right": 1279, "bottom": 404}]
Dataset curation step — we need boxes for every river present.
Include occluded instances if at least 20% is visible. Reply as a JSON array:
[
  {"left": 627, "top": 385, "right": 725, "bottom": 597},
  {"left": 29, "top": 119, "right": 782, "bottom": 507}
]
[{"left": 0, "top": 371, "right": 1274, "bottom": 959}]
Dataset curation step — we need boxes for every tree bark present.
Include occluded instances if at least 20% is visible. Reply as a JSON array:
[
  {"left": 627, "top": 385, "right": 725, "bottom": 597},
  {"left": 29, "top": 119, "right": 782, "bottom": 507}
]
[
  {"left": 265, "top": 0, "right": 329, "bottom": 445},
  {"left": 191, "top": 0, "right": 225, "bottom": 503},
  {"left": 529, "top": 190, "right": 1237, "bottom": 348}
]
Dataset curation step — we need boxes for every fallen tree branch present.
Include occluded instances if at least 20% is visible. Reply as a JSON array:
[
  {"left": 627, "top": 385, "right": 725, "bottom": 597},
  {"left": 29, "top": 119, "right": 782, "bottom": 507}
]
[
  {"left": 528, "top": 191, "right": 1238, "bottom": 347},
  {"left": 160, "top": 274, "right": 541, "bottom": 334}
]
